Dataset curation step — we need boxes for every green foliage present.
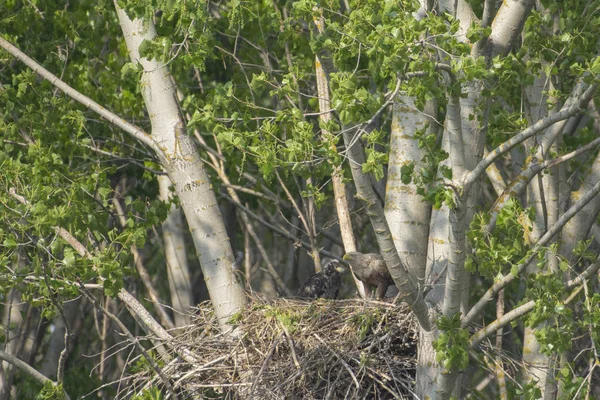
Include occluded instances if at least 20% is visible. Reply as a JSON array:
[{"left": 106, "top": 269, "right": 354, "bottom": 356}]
[
  {"left": 409, "top": 128, "right": 457, "bottom": 208},
  {"left": 131, "top": 387, "right": 164, "bottom": 400},
  {"left": 349, "top": 308, "right": 380, "bottom": 340},
  {"left": 515, "top": 381, "right": 542, "bottom": 400},
  {"left": 433, "top": 314, "right": 469, "bottom": 372},
  {"left": 36, "top": 381, "right": 65, "bottom": 400},
  {"left": 129, "top": 350, "right": 165, "bottom": 375},
  {"left": 466, "top": 199, "right": 532, "bottom": 279},
  {"left": 265, "top": 306, "right": 301, "bottom": 334},
  {"left": 3, "top": 0, "right": 600, "bottom": 397},
  {"left": 526, "top": 273, "right": 574, "bottom": 354}
]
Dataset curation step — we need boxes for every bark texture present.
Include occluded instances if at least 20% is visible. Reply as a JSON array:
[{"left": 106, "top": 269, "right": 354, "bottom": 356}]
[{"left": 114, "top": 5, "right": 245, "bottom": 332}]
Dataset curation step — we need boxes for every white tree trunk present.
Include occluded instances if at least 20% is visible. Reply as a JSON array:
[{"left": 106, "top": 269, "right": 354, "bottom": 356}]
[
  {"left": 114, "top": 5, "right": 245, "bottom": 332},
  {"left": 384, "top": 98, "right": 432, "bottom": 281},
  {"left": 158, "top": 175, "right": 193, "bottom": 327}
]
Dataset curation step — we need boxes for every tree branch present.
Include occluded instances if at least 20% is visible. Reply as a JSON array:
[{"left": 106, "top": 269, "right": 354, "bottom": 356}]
[
  {"left": 465, "top": 83, "right": 597, "bottom": 189},
  {"left": 78, "top": 287, "right": 177, "bottom": 399},
  {"left": 469, "top": 255, "right": 600, "bottom": 348},
  {"left": 485, "top": 135, "right": 600, "bottom": 234},
  {"left": 463, "top": 178, "right": 600, "bottom": 327},
  {"left": 0, "top": 350, "right": 70, "bottom": 400},
  {"left": 0, "top": 36, "right": 161, "bottom": 157}
]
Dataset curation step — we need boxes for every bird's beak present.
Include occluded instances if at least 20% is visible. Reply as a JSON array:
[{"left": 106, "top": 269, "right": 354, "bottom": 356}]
[{"left": 335, "top": 265, "right": 347, "bottom": 273}]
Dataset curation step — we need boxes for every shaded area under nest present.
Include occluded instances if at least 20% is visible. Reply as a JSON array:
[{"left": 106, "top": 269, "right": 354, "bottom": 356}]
[{"left": 135, "top": 296, "right": 418, "bottom": 399}]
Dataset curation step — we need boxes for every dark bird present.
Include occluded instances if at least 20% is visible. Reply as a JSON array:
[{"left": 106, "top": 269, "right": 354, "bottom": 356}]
[
  {"left": 343, "top": 252, "right": 394, "bottom": 299},
  {"left": 297, "top": 260, "right": 345, "bottom": 299}
]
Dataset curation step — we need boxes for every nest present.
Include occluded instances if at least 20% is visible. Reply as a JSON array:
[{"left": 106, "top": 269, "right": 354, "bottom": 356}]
[{"left": 130, "top": 296, "right": 418, "bottom": 399}]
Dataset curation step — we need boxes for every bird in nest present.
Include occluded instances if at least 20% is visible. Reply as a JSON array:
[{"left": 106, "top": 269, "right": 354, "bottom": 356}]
[
  {"left": 297, "top": 259, "right": 346, "bottom": 299},
  {"left": 343, "top": 252, "right": 394, "bottom": 299}
]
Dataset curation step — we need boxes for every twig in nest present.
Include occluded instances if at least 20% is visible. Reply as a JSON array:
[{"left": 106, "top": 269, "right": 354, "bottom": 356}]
[
  {"left": 280, "top": 323, "right": 300, "bottom": 369},
  {"left": 364, "top": 370, "right": 403, "bottom": 400},
  {"left": 250, "top": 333, "right": 284, "bottom": 399},
  {"left": 314, "top": 333, "right": 360, "bottom": 389}
]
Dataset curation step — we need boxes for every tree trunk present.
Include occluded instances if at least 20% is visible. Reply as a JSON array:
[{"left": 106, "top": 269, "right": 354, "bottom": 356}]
[
  {"left": 384, "top": 99, "right": 432, "bottom": 282},
  {"left": 158, "top": 175, "right": 193, "bottom": 327},
  {"left": 114, "top": 4, "right": 245, "bottom": 332}
]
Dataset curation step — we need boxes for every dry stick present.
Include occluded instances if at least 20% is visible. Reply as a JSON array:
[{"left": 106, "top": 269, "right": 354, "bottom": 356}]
[
  {"left": 469, "top": 256, "right": 600, "bottom": 348},
  {"left": 495, "top": 289, "right": 508, "bottom": 400},
  {"left": 312, "top": 9, "right": 368, "bottom": 297},
  {"left": 250, "top": 333, "right": 283, "bottom": 400},
  {"left": 8, "top": 188, "right": 198, "bottom": 364},
  {"left": 220, "top": 193, "right": 342, "bottom": 262},
  {"left": 463, "top": 178, "right": 600, "bottom": 328},
  {"left": 314, "top": 334, "right": 360, "bottom": 389},
  {"left": 276, "top": 172, "right": 322, "bottom": 272},
  {"left": 41, "top": 263, "right": 71, "bottom": 384},
  {"left": 0, "top": 350, "right": 71, "bottom": 400},
  {"left": 112, "top": 196, "right": 175, "bottom": 330},
  {"left": 79, "top": 287, "right": 177, "bottom": 400},
  {"left": 0, "top": 36, "right": 161, "bottom": 158}
]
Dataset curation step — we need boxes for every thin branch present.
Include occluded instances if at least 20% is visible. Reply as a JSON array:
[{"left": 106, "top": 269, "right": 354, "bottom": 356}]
[
  {"left": 469, "top": 300, "right": 534, "bottom": 349},
  {"left": 485, "top": 135, "right": 600, "bottom": 234},
  {"left": 112, "top": 196, "right": 176, "bottom": 330},
  {"left": 9, "top": 187, "right": 197, "bottom": 363},
  {"left": 468, "top": 260, "right": 596, "bottom": 350},
  {"left": 463, "top": 178, "right": 600, "bottom": 327},
  {"left": 82, "top": 144, "right": 167, "bottom": 175},
  {"left": 0, "top": 350, "right": 70, "bottom": 400},
  {"left": 221, "top": 192, "right": 342, "bottom": 262},
  {"left": 276, "top": 172, "right": 322, "bottom": 270},
  {"left": 0, "top": 36, "right": 161, "bottom": 157},
  {"left": 41, "top": 262, "right": 71, "bottom": 384},
  {"left": 243, "top": 217, "right": 292, "bottom": 297},
  {"left": 79, "top": 287, "right": 177, "bottom": 399},
  {"left": 465, "top": 83, "right": 598, "bottom": 189}
]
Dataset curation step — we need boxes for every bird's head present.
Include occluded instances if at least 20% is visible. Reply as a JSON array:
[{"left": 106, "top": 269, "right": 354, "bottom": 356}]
[
  {"left": 342, "top": 252, "right": 361, "bottom": 265},
  {"left": 324, "top": 259, "right": 346, "bottom": 274}
]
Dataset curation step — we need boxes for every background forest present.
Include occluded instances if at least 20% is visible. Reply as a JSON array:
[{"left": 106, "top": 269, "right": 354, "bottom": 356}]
[{"left": 1, "top": 0, "right": 600, "bottom": 399}]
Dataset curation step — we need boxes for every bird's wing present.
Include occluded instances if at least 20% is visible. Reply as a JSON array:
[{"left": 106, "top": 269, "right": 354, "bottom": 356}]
[{"left": 298, "top": 273, "right": 328, "bottom": 298}]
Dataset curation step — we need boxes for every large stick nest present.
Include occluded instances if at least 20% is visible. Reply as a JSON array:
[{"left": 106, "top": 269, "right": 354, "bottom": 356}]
[{"left": 133, "top": 296, "right": 418, "bottom": 399}]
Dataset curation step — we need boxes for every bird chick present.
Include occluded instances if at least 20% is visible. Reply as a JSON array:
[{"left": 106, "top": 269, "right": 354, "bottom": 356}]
[{"left": 297, "top": 259, "right": 346, "bottom": 299}]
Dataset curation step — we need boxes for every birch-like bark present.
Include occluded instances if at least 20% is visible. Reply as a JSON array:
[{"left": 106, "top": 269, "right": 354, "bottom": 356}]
[
  {"left": 487, "top": 0, "right": 535, "bottom": 58},
  {"left": 313, "top": 11, "right": 368, "bottom": 297},
  {"left": 158, "top": 175, "right": 193, "bottom": 327},
  {"left": 521, "top": 77, "right": 592, "bottom": 398},
  {"left": 114, "top": 5, "right": 245, "bottom": 332},
  {"left": 415, "top": 1, "right": 536, "bottom": 397},
  {"left": 343, "top": 126, "right": 432, "bottom": 330},
  {"left": 559, "top": 145, "right": 600, "bottom": 262},
  {"left": 0, "top": 350, "right": 70, "bottom": 400},
  {"left": 420, "top": 90, "right": 470, "bottom": 399},
  {"left": 385, "top": 99, "right": 432, "bottom": 282}
]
